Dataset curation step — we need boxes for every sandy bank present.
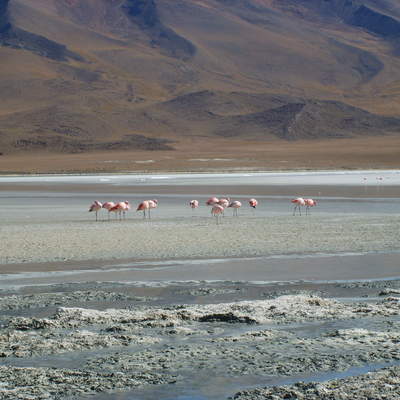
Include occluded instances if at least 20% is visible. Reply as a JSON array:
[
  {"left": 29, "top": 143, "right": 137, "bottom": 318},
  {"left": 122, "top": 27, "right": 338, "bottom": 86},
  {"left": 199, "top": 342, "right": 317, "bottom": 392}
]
[{"left": 1, "top": 215, "right": 399, "bottom": 265}]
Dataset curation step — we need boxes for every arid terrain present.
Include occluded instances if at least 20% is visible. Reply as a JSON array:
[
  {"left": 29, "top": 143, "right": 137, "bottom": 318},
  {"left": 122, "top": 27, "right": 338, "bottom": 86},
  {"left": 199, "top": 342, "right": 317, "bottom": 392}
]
[{"left": 1, "top": 0, "right": 400, "bottom": 172}]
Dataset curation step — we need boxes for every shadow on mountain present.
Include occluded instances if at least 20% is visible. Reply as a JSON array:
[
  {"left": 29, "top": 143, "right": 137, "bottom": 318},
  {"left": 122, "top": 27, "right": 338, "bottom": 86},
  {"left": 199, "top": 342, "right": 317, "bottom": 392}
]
[
  {"left": 123, "top": 0, "right": 196, "bottom": 59},
  {"left": 280, "top": 0, "right": 400, "bottom": 39},
  {"left": 0, "top": 0, "right": 81, "bottom": 61}
]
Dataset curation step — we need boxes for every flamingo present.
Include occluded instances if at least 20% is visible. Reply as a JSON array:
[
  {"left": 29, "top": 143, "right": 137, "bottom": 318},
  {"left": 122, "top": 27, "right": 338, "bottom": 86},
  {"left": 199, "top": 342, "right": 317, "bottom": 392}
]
[
  {"left": 189, "top": 200, "right": 199, "bottom": 215},
  {"left": 109, "top": 202, "right": 126, "bottom": 220},
  {"left": 189, "top": 200, "right": 199, "bottom": 209},
  {"left": 211, "top": 204, "right": 224, "bottom": 224},
  {"left": 147, "top": 199, "right": 158, "bottom": 219},
  {"left": 206, "top": 197, "right": 219, "bottom": 206},
  {"left": 228, "top": 200, "right": 242, "bottom": 216},
  {"left": 218, "top": 197, "right": 230, "bottom": 217},
  {"left": 137, "top": 200, "right": 150, "bottom": 219},
  {"left": 89, "top": 200, "right": 102, "bottom": 221},
  {"left": 249, "top": 198, "right": 258, "bottom": 209},
  {"left": 102, "top": 201, "right": 116, "bottom": 220},
  {"left": 304, "top": 198, "right": 317, "bottom": 215},
  {"left": 218, "top": 197, "right": 230, "bottom": 207},
  {"left": 291, "top": 197, "right": 306, "bottom": 216},
  {"left": 122, "top": 201, "right": 131, "bottom": 219}
]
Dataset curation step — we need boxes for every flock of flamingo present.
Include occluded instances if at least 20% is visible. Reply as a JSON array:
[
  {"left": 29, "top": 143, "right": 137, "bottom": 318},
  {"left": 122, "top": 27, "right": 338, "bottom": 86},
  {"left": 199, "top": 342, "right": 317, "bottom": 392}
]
[{"left": 89, "top": 196, "right": 317, "bottom": 223}]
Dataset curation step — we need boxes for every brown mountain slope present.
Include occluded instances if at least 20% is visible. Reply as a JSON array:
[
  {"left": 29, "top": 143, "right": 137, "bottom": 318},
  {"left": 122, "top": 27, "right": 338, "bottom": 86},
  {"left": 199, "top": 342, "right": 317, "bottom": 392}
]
[{"left": 0, "top": 0, "right": 400, "bottom": 171}]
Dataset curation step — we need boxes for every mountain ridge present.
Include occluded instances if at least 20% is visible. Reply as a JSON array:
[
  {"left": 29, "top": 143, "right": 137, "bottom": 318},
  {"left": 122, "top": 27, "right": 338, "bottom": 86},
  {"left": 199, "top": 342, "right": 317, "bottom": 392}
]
[{"left": 0, "top": 0, "right": 399, "bottom": 164}]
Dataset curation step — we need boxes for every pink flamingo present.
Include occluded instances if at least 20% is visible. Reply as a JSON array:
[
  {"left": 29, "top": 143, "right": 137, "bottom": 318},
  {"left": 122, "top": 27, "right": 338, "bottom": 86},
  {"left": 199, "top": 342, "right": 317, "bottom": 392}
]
[
  {"left": 109, "top": 202, "right": 127, "bottom": 220},
  {"left": 218, "top": 198, "right": 230, "bottom": 207},
  {"left": 189, "top": 200, "right": 199, "bottom": 209},
  {"left": 102, "top": 201, "right": 116, "bottom": 220},
  {"left": 218, "top": 197, "right": 230, "bottom": 217},
  {"left": 89, "top": 200, "right": 102, "bottom": 221},
  {"left": 189, "top": 200, "right": 199, "bottom": 215},
  {"left": 122, "top": 201, "right": 131, "bottom": 219},
  {"left": 291, "top": 197, "right": 306, "bottom": 216},
  {"left": 147, "top": 199, "right": 158, "bottom": 219},
  {"left": 137, "top": 200, "right": 150, "bottom": 219},
  {"left": 228, "top": 200, "right": 242, "bottom": 216},
  {"left": 206, "top": 197, "right": 219, "bottom": 206},
  {"left": 249, "top": 198, "right": 258, "bottom": 209},
  {"left": 304, "top": 198, "right": 317, "bottom": 215},
  {"left": 211, "top": 204, "right": 224, "bottom": 224}
]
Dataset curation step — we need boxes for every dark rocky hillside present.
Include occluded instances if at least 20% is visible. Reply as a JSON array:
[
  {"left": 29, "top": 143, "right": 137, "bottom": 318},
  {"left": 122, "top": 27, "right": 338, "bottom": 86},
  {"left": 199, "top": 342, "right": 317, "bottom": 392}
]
[
  {"left": 123, "top": 0, "right": 196, "bottom": 59},
  {"left": 0, "top": 0, "right": 79, "bottom": 60}
]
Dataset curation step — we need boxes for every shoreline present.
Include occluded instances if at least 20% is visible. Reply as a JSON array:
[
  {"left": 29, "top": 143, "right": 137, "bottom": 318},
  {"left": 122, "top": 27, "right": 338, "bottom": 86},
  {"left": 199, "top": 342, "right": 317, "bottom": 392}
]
[{"left": 1, "top": 167, "right": 399, "bottom": 177}]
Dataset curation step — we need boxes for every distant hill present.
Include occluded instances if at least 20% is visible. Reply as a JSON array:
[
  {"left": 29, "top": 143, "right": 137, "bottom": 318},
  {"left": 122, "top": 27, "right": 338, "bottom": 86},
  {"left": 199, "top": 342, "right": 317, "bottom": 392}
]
[{"left": 1, "top": 0, "right": 400, "bottom": 157}]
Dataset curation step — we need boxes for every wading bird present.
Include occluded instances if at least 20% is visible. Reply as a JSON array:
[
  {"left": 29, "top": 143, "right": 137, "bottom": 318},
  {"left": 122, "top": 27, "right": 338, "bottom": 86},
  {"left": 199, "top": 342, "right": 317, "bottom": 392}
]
[
  {"left": 122, "top": 201, "right": 131, "bottom": 219},
  {"left": 228, "top": 200, "right": 242, "bottom": 216},
  {"left": 148, "top": 199, "right": 158, "bottom": 218},
  {"left": 102, "top": 201, "right": 116, "bottom": 220},
  {"left": 206, "top": 197, "right": 219, "bottom": 206},
  {"left": 249, "top": 198, "right": 258, "bottom": 209},
  {"left": 211, "top": 204, "right": 224, "bottom": 224},
  {"left": 89, "top": 201, "right": 102, "bottom": 221},
  {"left": 189, "top": 200, "right": 199, "bottom": 215},
  {"left": 137, "top": 200, "right": 150, "bottom": 219},
  {"left": 304, "top": 198, "right": 317, "bottom": 215},
  {"left": 110, "top": 202, "right": 127, "bottom": 220},
  {"left": 291, "top": 197, "right": 306, "bottom": 216},
  {"left": 218, "top": 197, "right": 230, "bottom": 216},
  {"left": 189, "top": 200, "right": 199, "bottom": 209}
]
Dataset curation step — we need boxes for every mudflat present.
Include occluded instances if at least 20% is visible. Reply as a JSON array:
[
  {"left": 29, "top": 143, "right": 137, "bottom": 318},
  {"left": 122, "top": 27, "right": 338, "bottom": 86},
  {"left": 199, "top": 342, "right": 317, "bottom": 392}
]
[{"left": 0, "top": 171, "right": 399, "bottom": 399}]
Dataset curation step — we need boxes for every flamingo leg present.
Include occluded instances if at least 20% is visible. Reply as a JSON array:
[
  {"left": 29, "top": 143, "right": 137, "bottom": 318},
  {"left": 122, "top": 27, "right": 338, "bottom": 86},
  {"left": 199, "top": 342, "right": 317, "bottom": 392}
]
[{"left": 148, "top": 209, "right": 151, "bottom": 219}]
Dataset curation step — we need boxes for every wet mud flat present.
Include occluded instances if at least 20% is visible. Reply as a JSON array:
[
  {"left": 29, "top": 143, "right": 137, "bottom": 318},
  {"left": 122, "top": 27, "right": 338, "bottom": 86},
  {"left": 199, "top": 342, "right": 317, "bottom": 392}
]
[{"left": 0, "top": 278, "right": 399, "bottom": 400}]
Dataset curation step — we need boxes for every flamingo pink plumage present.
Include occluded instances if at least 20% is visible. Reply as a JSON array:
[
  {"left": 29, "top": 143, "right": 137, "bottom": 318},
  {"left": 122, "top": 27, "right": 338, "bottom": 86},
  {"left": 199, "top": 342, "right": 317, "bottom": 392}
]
[
  {"left": 189, "top": 200, "right": 199, "bottom": 209},
  {"left": 249, "top": 198, "right": 258, "bottom": 209},
  {"left": 218, "top": 198, "right": 230, "bottom": 208},
  {"left": 147, "top": 199, "right": 158, "bottom": 219},
  {"left": 217, "top": 198, "right": 230, "bottom": 217},
  {"left": 291, "top": 197, "right": 306, "bottom": 216},
  {"left": 206, "top": 197, "right": 219, "bottom": 206},
  {"left": 211, "top": 204, "right": 224, "bottom": 224},
  {"left": 89, "top": 200, "right": 102, "bottom": 221},
  {"left": 189, "top": 200, "right": 199, "bottom": 215},
  {"left": 102, "top": 201, "right": 116, "bottom": 220},
  {"left": 228, "top": 200, "right": 242, "bottom": 216},
  {"left": 137, "top": 200, "right": 150, "bottom": 218},
  {"left": 110, "top": 202, "right": 127, "bottom": 220},
  {"left": 122, "top": 201, "right": 131, "bottom": 219},
  {"left": 304, "top": 198, "right": 317, "bottom": 215}
]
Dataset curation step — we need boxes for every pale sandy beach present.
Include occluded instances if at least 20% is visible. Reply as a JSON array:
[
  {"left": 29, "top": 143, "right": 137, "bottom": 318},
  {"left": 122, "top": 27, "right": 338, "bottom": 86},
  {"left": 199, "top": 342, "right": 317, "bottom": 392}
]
[{"left": 0, "top": 170, "right": 399, "bottom": 400}]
